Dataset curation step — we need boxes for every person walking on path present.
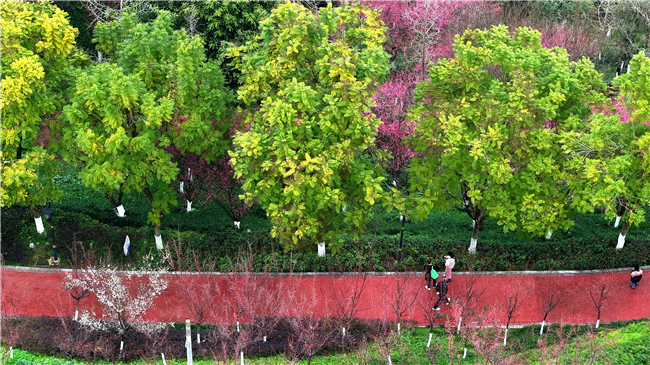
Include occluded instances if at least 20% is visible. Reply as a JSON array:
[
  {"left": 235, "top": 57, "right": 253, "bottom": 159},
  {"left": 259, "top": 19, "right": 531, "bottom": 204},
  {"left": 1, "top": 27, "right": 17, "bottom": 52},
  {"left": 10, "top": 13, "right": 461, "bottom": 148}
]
[
  {"left": 631, "top": 264, "right": 643, "bottom": 289},
  {"left": 444, "top": 252, "right": 455, "bottom": 283},
  {"left": 433, "top": 274, "right": 450, "bottom": 311},
  {"left": 424, "top": 259, "right": 433, "bottom": 290}
]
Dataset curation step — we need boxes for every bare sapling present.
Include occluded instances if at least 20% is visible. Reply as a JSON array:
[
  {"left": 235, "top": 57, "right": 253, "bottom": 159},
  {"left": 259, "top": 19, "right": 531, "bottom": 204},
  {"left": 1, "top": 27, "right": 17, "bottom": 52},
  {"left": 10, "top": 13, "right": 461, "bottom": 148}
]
[
  {"left": 62, "top": 238, "right": 94, "bottom": 320},
  {"left": 322, "top": 269, "right": 370, "bottom": 329},
  {"left": 502, "top": 278, "right": 532, "bottom": 346},
  {"left": 536, "top": 276, "right": 564, "bottom": 335},
  {"left": 381, "top": 273, "right": 418, "bottom": 336},
  {"left": 166, "top": 235, "right": 217, "bottom": 344},
  {"left": 286, "top": 281, "right": 336, "bottom": 365},
  {"left": 414, "top": 287, "right": 444, "bottom": 347},
  {"left": 455, "top": 258, "right": 489, "bottom": 357},
  {"left": 588, "top": 275, "right": 614, "bottom": 329}
]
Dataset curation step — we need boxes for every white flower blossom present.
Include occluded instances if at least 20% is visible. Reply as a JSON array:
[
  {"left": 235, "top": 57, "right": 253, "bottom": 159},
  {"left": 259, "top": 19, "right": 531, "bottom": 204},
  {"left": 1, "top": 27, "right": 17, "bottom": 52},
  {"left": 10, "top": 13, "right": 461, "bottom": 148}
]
[{"left": 74, "top": 255, "right": 169, "bottom": 335}]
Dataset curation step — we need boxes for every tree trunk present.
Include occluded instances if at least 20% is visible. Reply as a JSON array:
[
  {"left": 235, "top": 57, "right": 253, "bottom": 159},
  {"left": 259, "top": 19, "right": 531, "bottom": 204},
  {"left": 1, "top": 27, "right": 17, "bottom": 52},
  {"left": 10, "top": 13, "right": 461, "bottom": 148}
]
[
  {"left": 616, "top": 221, "right": 631, "bottom": 250},
  {"left": 16, "top": 137, "right": 23, "bottom": 160},
  {"left": 469, "top": 221, "right": 480, "bottom": 254},
  {"left": 540, "top": 311, "right": 550, "bottom": 335},
  {"left": 154, "top": 225, "right": 163, "bottom": 250},
  {"left": 30, "top": 203, "right": 45, "bottom": 234},
  {"left": 318, "top": 242, "right": 326, "bottom": 257},
  {"left": 106, "top": 188, "right": 125, "bottom": 217}
]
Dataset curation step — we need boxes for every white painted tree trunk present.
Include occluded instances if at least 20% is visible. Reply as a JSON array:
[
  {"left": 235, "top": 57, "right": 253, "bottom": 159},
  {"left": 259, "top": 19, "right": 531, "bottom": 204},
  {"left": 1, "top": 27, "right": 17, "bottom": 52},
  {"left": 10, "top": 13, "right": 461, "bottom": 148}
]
[
  {"left": 98, "top": 51, "right": 103, "bottom": 62},
  {"left": 9, "top": 347, "right": 12, "bottom": 358},
  {"left": 387, "top": 355, "right": 393, "bottom": 365},
  {"left": 120, "top": 341, "right": 124, "bottom": 353},
  {"left": 468, "top": 238, "right": 478, "bottom": 254},
  {"left": 472, "top": 219, "right": 475, "bottom": 228},
  {"left": 123, "top": 235, "right": 130, "bottom": 256},
  {"left": 614, "top": 216, "right": 621, "bottom": 228},
  {"left": 599, "top": 52, "right": 602, "bottom": 60},
  {"left": 397, "top": 322, "right": 401, "bottom": 335},
  {"left": 540, "top": 320, "right": 546, "bottom": 335},
  {"left": 75, "top": 308, "right": 79, "bottom": 321},
  {"left": 155, "top": 234, "right": 163, "bottom": 250},
  {"left": 627, "top": 64, "right": 631, "bottom": 73},
  {"left": 400, "top": 215, "right": 404, "bottom": 221},
  {"left": 503, "top": 328, "right": 508, "bottom": 346},
  {"left": 197, "top": 333, "right": 200, "bottom": 344},
  {"left": 35, "top": 216, "right": 45, "bottom": 234},
  {"left": 427, "top": 332, "right": 432, "bottom": 347},
  {"left": 342, "top": 327, "right": 346, "bottom": 337},
  {"left": 237, "top": 321, "right": 240, "bottom": 332},
  {"left": 463, "top": 347, "right": 467, "bottom": 359},
  {"left": 180, "top": 181, "right": 184, "bottom": 193},
  {"left": 457, "top": 316, "right": 463, "bottom": 334},
  {"left": 318, "top": 242, "right": 326, "bottom": 257},
  {"left": 240, "top": 351, "right": 244, "bottom": 365},
  {"left": 596, "top": 319, "right": 600, "bottom": 328},
  {"left": 116, "top": 205, "right": 126, "bottom": 217},
  {"left": 546, "top": 230, "right": 553, "bottom": 240},
  {"left": 234, "top": 221, "right": 240, "bottom": 229},
  {"left": 161, "top": 353, "right": 167, "bottom": 365},
  {"left": 616, "top": 234, "right": 626, "bottom": 250},
  {"left": 186, "top": 200, "right": 193, "bottom": 212},
  {"left": 263, "top": 336, "right": 267, "bottom": 342},
  {"left": 186, "top": 321, "right": 193, "bottom": 365}
]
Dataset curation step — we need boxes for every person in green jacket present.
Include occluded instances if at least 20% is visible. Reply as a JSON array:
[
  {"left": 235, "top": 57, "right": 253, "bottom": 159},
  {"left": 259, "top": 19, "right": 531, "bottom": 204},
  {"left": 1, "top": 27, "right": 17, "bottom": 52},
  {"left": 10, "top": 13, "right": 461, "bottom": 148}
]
[{"left": 426, "top": 262, "right": 440, "bottom": 291}]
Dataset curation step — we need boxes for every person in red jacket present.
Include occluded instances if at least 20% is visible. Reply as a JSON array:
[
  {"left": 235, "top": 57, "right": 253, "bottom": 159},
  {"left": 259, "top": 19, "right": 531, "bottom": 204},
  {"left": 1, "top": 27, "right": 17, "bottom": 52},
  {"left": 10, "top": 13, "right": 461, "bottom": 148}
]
[{"left": 631, "top": 264, "right": 643, "bottom": 289}]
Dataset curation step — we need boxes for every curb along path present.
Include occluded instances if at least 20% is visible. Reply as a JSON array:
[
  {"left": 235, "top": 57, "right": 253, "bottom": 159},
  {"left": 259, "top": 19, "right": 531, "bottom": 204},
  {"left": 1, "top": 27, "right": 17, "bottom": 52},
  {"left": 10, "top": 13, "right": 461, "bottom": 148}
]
[{"left": 2, "top": 266, "right": 648, "bottom": 326}]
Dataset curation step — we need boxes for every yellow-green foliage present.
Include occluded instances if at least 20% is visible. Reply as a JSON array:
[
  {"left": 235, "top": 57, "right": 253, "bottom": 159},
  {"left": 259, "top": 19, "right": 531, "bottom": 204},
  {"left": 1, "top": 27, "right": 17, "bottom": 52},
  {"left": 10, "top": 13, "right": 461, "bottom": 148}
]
[
  {"left": 1, "top": 1, "right": 79, "bottom": 211},
  {"left": 228, "top": 1, "right": 390, "bottom": 252},
  {"left": 408, "top": 25, "right": 607, "bottom": 244}
]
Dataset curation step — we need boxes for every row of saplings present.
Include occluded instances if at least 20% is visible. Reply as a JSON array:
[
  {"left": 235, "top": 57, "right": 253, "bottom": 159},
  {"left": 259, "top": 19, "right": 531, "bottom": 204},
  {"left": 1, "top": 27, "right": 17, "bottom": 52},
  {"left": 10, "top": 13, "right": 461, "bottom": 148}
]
[{"left": 1, "top": 315, "right": 392, "bottom": 363}]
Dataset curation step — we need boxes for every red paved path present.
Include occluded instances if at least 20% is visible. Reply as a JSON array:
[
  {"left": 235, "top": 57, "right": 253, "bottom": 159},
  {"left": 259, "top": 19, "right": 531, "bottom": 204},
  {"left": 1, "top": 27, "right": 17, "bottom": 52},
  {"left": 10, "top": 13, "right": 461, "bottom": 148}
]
[{"left": 2, "top": 266, "right": 648, "bottom": 327}]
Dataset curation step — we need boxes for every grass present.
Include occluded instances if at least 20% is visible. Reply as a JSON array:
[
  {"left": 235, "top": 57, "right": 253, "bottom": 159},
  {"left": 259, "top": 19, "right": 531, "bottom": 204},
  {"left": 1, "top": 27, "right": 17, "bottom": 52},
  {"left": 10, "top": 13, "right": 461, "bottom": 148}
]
[{"left": 2, "top": 320, "right": 649, "bottom": 364}]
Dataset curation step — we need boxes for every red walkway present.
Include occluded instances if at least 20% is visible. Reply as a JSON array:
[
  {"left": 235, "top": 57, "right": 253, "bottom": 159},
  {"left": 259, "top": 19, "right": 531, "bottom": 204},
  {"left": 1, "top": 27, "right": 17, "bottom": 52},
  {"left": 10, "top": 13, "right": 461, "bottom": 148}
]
[{"left": 1, "top": 266, "right": 648, "bottom": 327}]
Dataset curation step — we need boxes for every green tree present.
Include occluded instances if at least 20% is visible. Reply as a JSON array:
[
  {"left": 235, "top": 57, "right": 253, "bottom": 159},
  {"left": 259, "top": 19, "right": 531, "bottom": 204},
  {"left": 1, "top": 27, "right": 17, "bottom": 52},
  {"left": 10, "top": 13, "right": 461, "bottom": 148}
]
[
  {"left": 1, "top": 1, "right": 83, "bottom": 233},
  {"left": 408, "top": 25, "right": 606, "bottom": 253},
  {"left": 566, "top": 52, "right": 650, "bottom": 249},
  {"left": 228, "top": 2, "right": 390, "bottom": 255},
  {"left": 62, "top": 11, "right": 232, "bottom": 248}
]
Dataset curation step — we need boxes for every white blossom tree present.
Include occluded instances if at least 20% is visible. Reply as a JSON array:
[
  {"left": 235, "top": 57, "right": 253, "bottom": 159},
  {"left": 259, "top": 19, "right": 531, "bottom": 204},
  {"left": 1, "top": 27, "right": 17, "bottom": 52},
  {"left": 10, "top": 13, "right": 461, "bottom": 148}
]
[{"left": 77, "top": 254, "right": 169, "bottom": 336}]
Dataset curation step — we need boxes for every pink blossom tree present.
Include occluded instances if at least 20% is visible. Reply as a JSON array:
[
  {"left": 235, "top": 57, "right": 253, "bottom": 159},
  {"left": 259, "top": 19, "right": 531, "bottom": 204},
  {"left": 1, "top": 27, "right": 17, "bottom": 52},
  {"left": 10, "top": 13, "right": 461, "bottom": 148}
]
[
  {"left": 540, "top": 23, "right": 603, "bottom": 62},
  {"left": 371, "top": 72, "right": 417, "bottom": 189}
]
